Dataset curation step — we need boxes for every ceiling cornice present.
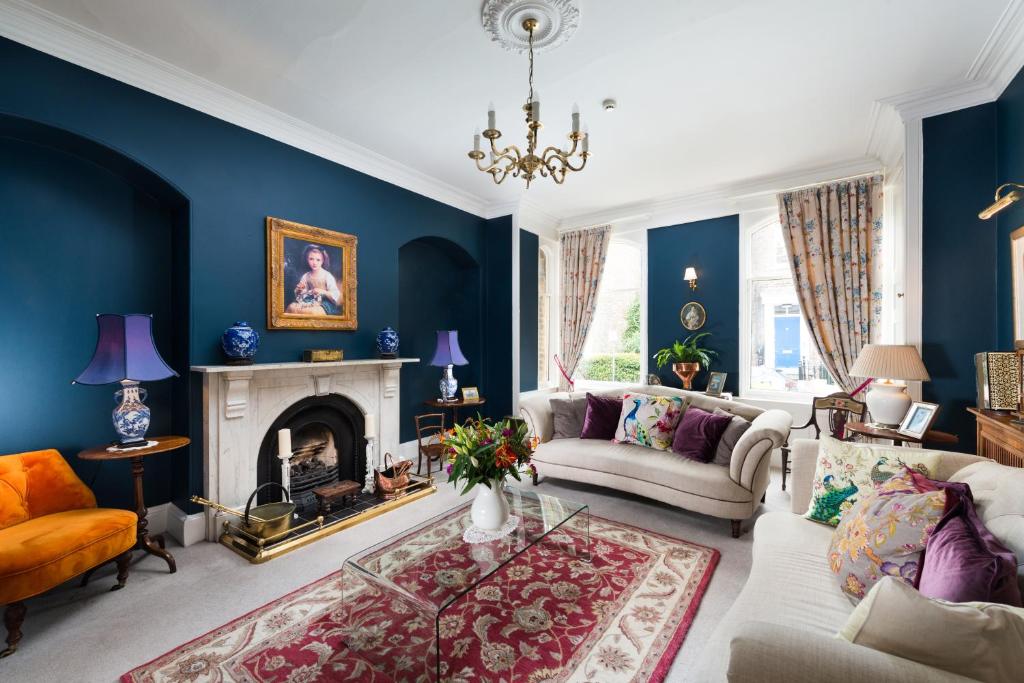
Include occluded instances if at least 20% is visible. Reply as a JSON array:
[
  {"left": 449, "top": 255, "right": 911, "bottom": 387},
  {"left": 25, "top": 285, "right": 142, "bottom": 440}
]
[
  {"left": 0, "top": 0, "right": 493, "bottom": 217},
  {"left": 967, "top": 0, "right": 1024, "bottom": 96},
  {"left": 557, "top": 157, "right": 883, "bottom": 231}
]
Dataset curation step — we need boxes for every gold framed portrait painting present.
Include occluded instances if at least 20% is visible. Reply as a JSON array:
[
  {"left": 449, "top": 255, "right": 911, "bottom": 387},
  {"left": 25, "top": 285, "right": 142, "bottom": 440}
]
[{"left": 267, "top": 217, "right": 357, "bottom": 330}]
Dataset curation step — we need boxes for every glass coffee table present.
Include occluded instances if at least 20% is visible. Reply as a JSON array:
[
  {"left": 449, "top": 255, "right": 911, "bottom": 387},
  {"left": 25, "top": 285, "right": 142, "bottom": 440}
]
[{"left": 340, "top": 486, "right": 590, "bottom": 682}]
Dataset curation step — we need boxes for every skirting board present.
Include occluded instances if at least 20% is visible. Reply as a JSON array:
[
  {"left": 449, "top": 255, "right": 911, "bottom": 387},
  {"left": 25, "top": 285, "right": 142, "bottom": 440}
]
[{"left": 166, "top": 502, "right": 207, "bottom": 547}]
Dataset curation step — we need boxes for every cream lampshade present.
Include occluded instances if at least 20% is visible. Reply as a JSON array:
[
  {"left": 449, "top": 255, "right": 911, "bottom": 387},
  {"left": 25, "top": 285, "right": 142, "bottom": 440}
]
[{"left": 850, "top": 344, "right": 931, "bottom": 428}]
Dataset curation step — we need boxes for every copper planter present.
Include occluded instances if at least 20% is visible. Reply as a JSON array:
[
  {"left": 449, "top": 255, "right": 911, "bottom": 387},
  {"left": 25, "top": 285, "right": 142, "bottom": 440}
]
[{"left": 672, "top": 362, "right": 700, "bottom": 389}]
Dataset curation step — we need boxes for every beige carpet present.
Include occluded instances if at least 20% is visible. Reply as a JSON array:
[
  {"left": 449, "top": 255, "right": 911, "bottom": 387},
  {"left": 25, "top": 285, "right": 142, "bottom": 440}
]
[{"left": 0, "top": 471, "right": 788, "bottom": 682}]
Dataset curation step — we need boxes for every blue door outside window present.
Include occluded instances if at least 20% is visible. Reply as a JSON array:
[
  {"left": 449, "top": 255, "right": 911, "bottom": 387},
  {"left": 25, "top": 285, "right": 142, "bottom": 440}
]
[{"left": 774, "top": 316, "right": 800, "bottom": 368}]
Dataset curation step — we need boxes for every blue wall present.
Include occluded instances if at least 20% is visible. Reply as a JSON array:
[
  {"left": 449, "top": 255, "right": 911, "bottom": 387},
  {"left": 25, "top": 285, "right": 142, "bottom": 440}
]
[
  {"left": 997, "top": 67, "right": 1024, "bottom": 349},
  {"left": 483, "top": 216, "right": 514, "bottom": 418},
  {"left": 922, "top": 104, "right": 999, "bottom": 453},
  {"left": 519, "top": 230, "right": 539, "bottom": 393},
  {"left": 647, "top": 216, "right": 740, "bottom": 394},
  {"left": 0, "top": 38, "right": 499, "bottom": 508}
]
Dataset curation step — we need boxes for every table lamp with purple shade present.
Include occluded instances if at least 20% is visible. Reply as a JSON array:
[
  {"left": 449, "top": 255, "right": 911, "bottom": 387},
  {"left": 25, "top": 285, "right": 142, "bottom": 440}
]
[
  {"left": 430, "top": 330, "right": 468, "bottom": 402},
  {"left": 73, "top": 314, "right": 179, "bottom": 448}
]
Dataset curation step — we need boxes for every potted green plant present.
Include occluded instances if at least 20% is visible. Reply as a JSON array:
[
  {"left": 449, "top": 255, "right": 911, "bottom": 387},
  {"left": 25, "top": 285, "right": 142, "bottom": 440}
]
[{"left": 652, "top": 333, "right": 719, "bottom": 389}]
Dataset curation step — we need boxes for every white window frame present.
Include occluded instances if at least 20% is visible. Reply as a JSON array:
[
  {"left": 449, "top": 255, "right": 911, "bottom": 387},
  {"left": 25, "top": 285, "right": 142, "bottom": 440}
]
[
  {"left": 538, "top": 239, "right": 559, "bottom": 389},
  {"left": 739, "top": 212, "right": 836, "bottom": 403},
  {"left": 573, "top": 231, "right": 647, "bottom": 390}
]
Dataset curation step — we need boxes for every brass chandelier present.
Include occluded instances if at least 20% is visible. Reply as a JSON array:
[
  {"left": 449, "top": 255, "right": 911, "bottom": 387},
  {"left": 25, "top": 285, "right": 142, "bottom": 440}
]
[{"left": 468, "top": 18, "right": 589, "bottom": 187}]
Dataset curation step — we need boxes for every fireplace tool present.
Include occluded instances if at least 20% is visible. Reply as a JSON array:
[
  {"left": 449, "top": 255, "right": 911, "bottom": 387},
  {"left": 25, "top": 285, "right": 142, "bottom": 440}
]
[{"left": 191, "top": 482, "right": 300, "bottom": 541}]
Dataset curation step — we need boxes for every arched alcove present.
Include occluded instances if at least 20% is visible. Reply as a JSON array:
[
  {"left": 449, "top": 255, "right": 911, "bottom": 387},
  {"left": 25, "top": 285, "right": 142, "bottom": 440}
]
[
  {"left": 0, "top": 114, "right": 191, "bottom": 510},
  {"left": 398, "top": 236, "right": 482, "bottom": 443}
]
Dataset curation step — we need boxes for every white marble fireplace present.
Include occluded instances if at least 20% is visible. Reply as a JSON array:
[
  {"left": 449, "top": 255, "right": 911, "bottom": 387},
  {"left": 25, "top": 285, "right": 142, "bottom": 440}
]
[{"left": 191, "top": 358, "right": 417, "bottom": 540}]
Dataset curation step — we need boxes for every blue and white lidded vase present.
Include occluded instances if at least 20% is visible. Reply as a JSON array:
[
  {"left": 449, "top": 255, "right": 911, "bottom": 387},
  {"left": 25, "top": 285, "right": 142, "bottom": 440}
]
[
  {"left": 113, "top": 382, "right": 150, "bottom": 445},
  {"left": 376, "top": 326, "right": 399, "bottom": 357},
  {"left": 221, "top": 321, "right": 260, "bottom": 365}
]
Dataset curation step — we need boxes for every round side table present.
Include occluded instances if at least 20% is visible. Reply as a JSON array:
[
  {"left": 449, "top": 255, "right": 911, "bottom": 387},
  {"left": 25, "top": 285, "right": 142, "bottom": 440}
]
[{"left": 78, "top": 435, "right": 190, "bottom": 575}]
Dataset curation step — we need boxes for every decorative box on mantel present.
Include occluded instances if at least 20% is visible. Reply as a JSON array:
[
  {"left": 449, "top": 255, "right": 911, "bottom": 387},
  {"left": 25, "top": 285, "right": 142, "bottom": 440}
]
[{"left": 191, "top": 358, "right": 418, "bottom": 540}]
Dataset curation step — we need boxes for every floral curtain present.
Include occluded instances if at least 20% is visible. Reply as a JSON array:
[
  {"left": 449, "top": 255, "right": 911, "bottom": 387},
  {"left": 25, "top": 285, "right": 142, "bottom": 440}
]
[
  {"left": 559, "top": 225, "right": 612, "bottom": 390},
  {"left": 777, "top": 174, "right": 883, "bottom": 393}
]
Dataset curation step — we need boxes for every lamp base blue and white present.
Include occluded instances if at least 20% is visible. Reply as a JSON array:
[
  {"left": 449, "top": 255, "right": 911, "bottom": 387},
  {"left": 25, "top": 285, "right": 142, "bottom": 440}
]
[
  {"left": 439, "top": 364, "right": 459, "bottom": 402},
  {"left": 112, "top": 379, "right": 151, "bottom": 447}
]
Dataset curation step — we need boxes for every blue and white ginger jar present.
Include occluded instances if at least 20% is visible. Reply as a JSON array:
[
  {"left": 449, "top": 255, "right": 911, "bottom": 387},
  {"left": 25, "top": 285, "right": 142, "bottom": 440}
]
[
  {"left": 376, "top": 326, "right": 399, "bottom": 357},
  {"left": 221, "top": 321, "right": 260, "bottom": 364}
]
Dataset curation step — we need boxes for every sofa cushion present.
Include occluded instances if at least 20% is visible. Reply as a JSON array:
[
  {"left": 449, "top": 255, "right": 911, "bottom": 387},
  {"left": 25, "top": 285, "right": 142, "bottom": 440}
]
[
  {"left": 827, "top": 481, "right": 947, "bottom": 603},
  {"left": 0, "top": 507, "right": 137, "bottom": 604},
  {"left": 550, "top": 395, "right": 587, "bottom": 439},
  {"left": 950, "top": 461, "right": 1024, "bottom": 594},
  {"left": 838, "top": 577, "right": 1024, "bottom": 683},
  {"left": 671, "top": 407, "right": 731, "bottom": 462},
  {"left": 531, "top": 438, "right": 752, "bottom": 502},
  {"left": 580, "top": 393, "right": 622, "bottom": 440},
  {"left": 713, "top": 408, "right": 751, "bottom": 467},
  {"left": 805, "top": 437, "right": 947, "bottom": 526},
  {"left": 613, "top": 392, "right": 687, "bottom": 450},
  {"left": 0, "top": 450, "right": 98, "bottom": 530}
]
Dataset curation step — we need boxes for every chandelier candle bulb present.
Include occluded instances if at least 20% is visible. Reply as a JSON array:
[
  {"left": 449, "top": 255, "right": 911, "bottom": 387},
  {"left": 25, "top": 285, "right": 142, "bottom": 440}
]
[
  {"left": 582, "top": 127, "right": 589, "bottom": 153},
  {"left": 474, "top": 129, "right": 480, "bottom": 152},
  {"left": 277, "top": 428, "right": 292, "bottom": 458},
  {"left": 572, "top": 104, "right": 580, "bottom": 133},
  {"left": 488, "top": 103, "right": 495, "bottom": 130}
]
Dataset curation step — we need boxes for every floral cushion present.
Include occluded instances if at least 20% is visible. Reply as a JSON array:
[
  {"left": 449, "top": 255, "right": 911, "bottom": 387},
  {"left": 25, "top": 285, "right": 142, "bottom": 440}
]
[
  {"left": 804, "top": 436, "right": 943, "bottom": 526},
  {"left": 828, "top": 477, "right": 947, "bottom": 604},
  {"left": 613, "top": 393, "right": 688, "bottom": 451}
]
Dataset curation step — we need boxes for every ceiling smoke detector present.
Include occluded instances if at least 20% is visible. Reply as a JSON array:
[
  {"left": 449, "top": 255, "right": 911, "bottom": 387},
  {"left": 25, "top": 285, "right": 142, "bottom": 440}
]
[{"left": 602, "top": 98, "right": 617, "bottom": 111}]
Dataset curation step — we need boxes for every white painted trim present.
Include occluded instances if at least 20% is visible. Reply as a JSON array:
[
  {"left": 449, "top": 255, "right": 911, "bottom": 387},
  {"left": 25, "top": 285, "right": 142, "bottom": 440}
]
[
  {"left": 512, "top": 210, "right": 521, "bottom": 414},
  {"left": 639, "top": 232, "right": 649, "bottom": 382},
  {"left": 0, "top": 0, "right": 492, "bottom": 217},
  {"left": 902, "top": 118, "right": 924, "bottom": 402},
  {"left": 558, "top": 157, "right": 883, "bottom": 232},
  {"left": 166, "top": 503, "right": 206, "bottom": 547},
  {"left": 145, "top": 502, "right": 169, "bottom": 538},
  {"left": 967, "top": 0, "right": 1024, "bottom": 97},
  {"left": 538, "top": 238, "right": 560, "bottom": 389}
]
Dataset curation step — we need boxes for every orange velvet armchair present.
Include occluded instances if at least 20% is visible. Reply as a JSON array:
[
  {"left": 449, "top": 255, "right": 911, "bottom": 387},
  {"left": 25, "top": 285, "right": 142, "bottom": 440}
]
[{"left": 0, "top": 449, "right": 138, "bottom": 657}]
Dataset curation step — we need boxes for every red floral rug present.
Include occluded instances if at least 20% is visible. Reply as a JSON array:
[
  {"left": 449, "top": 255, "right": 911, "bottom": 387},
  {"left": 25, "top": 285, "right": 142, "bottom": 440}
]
[{"left": 122, "top": 511, "right": 718, "bottom": 682}]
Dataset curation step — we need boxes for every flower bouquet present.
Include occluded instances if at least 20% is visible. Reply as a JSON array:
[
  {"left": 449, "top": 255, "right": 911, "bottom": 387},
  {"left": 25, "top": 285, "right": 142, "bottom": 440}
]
[{"left": 443, "top": 416, "right": 535, "bottom": 533}]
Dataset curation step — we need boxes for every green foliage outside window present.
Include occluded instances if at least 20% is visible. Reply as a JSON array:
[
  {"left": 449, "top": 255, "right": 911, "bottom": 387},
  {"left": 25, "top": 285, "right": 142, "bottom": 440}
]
[{"left": 578, "top": 353, "right": 641, "bottom": 382}]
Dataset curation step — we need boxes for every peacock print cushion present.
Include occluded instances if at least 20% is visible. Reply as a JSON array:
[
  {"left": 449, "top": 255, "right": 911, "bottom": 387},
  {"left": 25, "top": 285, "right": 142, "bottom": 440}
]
[
  {"left": 804, "top": 437, "right": 943, "bottom": 526},
  {"left": 828, "top": 481, "right": 947, "bottom": 604},
  {"left": 613, "top": 393, "right": 689, "bottom": 451}
]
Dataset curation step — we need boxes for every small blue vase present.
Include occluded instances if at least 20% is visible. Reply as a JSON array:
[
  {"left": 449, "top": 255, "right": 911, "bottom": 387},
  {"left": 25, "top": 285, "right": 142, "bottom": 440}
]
[
  {"left": 221, "top": 321, "right": 260, "bottom": 365},
  {"left": 376, "top": 326, "right": 399, "bottom": 357},
  {"left": 113, "top": 382, "right": 150, "bottom": 445}
]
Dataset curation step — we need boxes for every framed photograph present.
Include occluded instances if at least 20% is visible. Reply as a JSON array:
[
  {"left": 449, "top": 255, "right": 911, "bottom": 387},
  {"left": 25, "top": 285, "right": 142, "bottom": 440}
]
[
  {"left": 705, "top": 371, "right": 727, "bottom": 396},
  {"left": 267, "top": 217, "right": 357, "bottom": 330},
  {"left": 461, "top": 387, "right": 480, "bottom": 402},
  {"left": 1011, "top": 226, "right": 1024, "bottom": 342},
  {"left": 680, "top": 301, "right": 706, "bottom": 331},
  {"left": 897, "top": 401, "right": 940, "bottom": 439}
]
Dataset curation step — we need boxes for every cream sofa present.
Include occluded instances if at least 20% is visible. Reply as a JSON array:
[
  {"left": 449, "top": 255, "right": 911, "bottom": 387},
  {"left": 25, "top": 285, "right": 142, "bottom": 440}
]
[
  {"left": 696, "top": 438, "right": 1024, "bottom": 682},
  {"left": 519, "top": 385, "right": 792, "bottom": 537}
]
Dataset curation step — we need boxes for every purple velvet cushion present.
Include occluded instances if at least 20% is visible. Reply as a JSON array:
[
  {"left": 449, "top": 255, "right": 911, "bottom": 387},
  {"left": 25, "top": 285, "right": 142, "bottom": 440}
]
[
  {"left": 580, "top": 393, "right": 623, "bottom": 440},
  {"left": 671, "top": 407, "right": 733, "bottom": 462},
  {"left": 918, "top": 489, "right": 1023, "bottom": 606}
]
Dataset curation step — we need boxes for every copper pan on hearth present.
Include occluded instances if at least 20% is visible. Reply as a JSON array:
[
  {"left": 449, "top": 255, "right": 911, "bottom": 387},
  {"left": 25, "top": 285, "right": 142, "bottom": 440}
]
[{"left": 191, "top": 482, "right": 296, "bottom": 540}]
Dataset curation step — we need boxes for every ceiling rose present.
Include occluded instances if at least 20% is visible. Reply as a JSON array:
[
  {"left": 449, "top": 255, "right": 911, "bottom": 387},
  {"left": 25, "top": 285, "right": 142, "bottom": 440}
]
[{"left": 481, "top": 0, "right": 580, "bottom": 54}]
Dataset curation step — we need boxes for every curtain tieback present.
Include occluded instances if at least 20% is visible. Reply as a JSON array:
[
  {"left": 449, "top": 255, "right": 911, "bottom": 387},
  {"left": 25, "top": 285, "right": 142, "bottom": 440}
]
[{"left": 554, "top": 355, "right": 575, "bottom": 391}]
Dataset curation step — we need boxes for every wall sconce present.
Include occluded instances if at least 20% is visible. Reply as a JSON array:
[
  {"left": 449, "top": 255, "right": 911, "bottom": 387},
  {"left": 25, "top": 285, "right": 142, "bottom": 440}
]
[
  {"left": 683, "top": 266, "right": 698, "bottom": 290},
  {"left": 979, "top": 182, "right": 1024, "bottom": 219}
]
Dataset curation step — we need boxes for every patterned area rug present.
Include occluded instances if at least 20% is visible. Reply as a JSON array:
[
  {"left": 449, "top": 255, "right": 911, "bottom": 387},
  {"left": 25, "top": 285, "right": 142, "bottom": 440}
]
[{"left": 123, "top": 512, "right": 718, "bottom": 682}]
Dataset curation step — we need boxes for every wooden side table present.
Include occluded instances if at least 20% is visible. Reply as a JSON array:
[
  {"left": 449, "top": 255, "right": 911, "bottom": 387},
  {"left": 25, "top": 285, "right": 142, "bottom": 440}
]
[
  {"left": 844, "top": 421, "right": 958, "bottom": 448},
  {"left": 968, "top": 407, "right": 1024, "bottom": 468},
  {"left": 78, "top": 435, "right": 190, "bottom": 575},
  {"left": 423, "top": 397, "right": 487, "bottom": 425}
]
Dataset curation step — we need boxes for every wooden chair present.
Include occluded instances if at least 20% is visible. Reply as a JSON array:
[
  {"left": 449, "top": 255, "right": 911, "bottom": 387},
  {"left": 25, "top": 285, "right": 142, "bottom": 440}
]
[
  {"left": 780, "top": 392, "right": 866, "bottom": 491},
  {"left": 415, "top": 413, "right": 447, "bottom": 475}
]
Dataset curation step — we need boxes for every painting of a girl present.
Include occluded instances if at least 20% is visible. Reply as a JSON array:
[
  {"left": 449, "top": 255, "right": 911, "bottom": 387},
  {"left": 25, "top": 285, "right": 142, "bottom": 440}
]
[
  {"left": 267, "top": 217, "right": 357, "bottom": 330},
  {"left": 287, "top": 244, "right": 341, "bottom": 316}
]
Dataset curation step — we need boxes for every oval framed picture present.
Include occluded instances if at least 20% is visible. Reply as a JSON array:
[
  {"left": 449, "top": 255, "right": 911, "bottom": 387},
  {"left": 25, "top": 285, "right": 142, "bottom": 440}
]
[{"left": 680, "top": 302, "right": 706, "bottom": 331}]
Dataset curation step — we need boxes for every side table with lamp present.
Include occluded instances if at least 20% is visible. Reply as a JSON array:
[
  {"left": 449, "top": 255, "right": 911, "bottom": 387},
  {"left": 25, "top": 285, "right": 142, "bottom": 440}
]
[{"left": 72, "top": 313, "right": 184, "bottom": 574}]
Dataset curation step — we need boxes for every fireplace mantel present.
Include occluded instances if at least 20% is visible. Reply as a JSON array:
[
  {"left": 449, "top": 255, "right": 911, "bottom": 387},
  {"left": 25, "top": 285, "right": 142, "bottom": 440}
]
[{"left": 191, "top": 358, "right": 418, "bottom": 540}]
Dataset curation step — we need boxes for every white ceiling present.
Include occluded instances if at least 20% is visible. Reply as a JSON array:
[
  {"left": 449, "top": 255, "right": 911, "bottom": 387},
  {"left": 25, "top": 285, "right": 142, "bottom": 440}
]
[{"left": 13, "top": 0, "right": 1014, "bottom": 221}]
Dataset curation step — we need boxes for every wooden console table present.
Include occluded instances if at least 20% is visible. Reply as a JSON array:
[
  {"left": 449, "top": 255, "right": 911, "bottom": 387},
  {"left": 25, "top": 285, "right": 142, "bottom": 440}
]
[{"left": 968, "top": 408, "right": 1024, "bottom": 468}]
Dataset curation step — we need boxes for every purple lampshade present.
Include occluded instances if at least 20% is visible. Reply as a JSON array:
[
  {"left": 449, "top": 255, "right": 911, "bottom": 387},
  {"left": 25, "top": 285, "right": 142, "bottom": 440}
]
[
  {"left": 429, "top": 330, "right": 469, "bottom": 367},
  {"left": 73, "top": 314, "right": 178, "bottom": 385}
]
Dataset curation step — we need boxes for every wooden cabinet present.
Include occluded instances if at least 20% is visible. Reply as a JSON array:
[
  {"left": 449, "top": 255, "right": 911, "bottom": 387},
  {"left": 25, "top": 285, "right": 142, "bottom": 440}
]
[{"left": 968, "top": 408, "right": 1024, "bottom": 468}]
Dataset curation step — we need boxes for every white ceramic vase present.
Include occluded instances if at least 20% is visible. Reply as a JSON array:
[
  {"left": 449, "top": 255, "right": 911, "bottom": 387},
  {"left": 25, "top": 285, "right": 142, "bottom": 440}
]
[{"left": 470, "top": 478, "right": 510, "bottom": 530}]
